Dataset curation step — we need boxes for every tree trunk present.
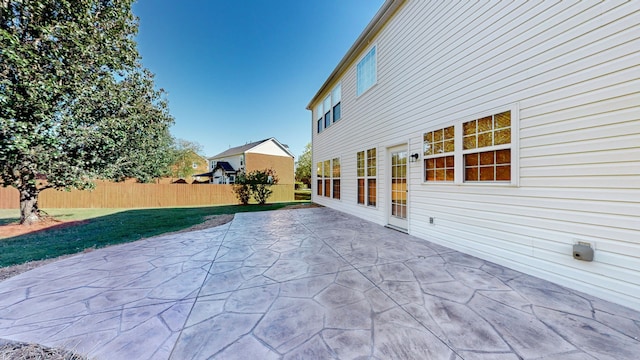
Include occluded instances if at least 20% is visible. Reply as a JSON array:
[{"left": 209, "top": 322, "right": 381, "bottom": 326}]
[{"left": 19, "top": 186, "right": 42, "bottom": 225}]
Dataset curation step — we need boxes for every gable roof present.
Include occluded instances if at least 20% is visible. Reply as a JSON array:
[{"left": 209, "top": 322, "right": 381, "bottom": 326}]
[
  {"left": 208, "top": 138, "right": 295, "bottom": 159},
  {"left": 215, "top": 161, "right": 236, "bottom": 173},
  {"left": 210, "top": 139, "right": 268, "bottom": 159},
  {"left": 306, "top": 0, "right": 405, "bottom": 110}
]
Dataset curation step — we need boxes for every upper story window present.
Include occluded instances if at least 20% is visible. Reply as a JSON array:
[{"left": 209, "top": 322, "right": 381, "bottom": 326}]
[
  {"left": 316, "top": 83, "right": 342, "bottom": 133},
  {"left": 315, "top": 104, "right": 323, "bottom": 134},
  {"left": 357, "top": 46, "right": 377, "bottom": 96},
  {"left": 332, "top": 84, "right": 341, "bottom": 122},
  {"left": 323, "top": 96, "right": 332, "bottom": 129}
]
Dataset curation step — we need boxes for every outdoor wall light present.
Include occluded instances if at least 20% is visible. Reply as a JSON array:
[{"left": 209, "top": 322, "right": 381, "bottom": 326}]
[{"left": 410, "top": 153, "right": 420, "bottom": 162}]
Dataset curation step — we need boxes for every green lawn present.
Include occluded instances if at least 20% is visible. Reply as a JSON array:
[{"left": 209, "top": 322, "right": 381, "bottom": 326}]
[
  {"left": 295, "top": 189, "right": 311, "bottom": 201},
  {"left": 0, "top": 203, "right": 305, "bottom": 267}
]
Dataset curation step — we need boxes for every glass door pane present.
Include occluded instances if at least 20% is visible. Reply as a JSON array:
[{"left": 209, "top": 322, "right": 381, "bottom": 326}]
[{"left": 391, "top": 150, "right": 407, "bottom": 220}]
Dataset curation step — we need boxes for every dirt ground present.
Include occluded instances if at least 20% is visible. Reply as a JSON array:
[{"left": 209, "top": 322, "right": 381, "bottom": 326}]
[
  {"left": 0, "top": 203, "right": 320, "bottom": 359},
  {"left": 0, "top": 218, "right": 89, "bottom": 239}
]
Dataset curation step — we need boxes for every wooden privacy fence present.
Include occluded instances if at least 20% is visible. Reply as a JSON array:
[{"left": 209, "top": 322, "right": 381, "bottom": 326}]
[{"left": 0, "top": 182, "right": 294, "bottom": 209}]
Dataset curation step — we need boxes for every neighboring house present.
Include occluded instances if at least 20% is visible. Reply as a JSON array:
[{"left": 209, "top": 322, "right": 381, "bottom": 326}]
[
  {"left": 203, "top": 138, "right": 295, "bottom": 185},
  {"left": 308, "top": 1, "right": 640, "bottom": 310},
  {"left": 165, "top": 151, "right": 209, "bottom": 184}
]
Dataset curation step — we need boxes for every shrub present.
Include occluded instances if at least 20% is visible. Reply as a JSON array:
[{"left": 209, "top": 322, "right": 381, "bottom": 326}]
[
  {"left": 247, "top": 169, "right": 279, "bottom": 205},
  {"left": 232, "top": 169, "right": 279, "bottom": 205},
  {"left": 233, "top": 172, "right": 251, "bottom": 205}
]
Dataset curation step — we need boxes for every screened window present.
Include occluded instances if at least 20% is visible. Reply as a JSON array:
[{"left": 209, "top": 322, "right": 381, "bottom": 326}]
[
  {"left": 357, "top": 148, "right": 377, "bottom": 206},
  {"left": 357, "top": 46, "right": 377, "bottom": 96}
]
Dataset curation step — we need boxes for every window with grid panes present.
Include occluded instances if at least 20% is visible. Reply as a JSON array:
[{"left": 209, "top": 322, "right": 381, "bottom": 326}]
[
  {"left": 323, "top": 160, "right": 331, "bottom": 197},
  {"left": 463, "top": 111, "right": 511, "bottom": 182},
  {"left": 332, "top": 157, "right": 340, "bottom": 199},
  {"left": 356, "top": 148, "right": 377, "bottom": 206},
  {"left": 424, "top": 125, "right": 455, "bottom": 182},
  {"left": 422, "top": 108, "right": 515, "bottom": 185},
  {"left": 316, "top": 162, "right": 323, "bottom": 196}
]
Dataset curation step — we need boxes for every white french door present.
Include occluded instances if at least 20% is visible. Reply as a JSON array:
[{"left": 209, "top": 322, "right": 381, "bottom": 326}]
[{"left": 388, "top": 145, "right": 408, "bottom": 230}]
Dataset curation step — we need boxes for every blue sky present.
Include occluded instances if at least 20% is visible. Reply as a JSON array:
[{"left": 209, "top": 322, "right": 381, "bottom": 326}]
[{"left": 132, "top": 0, "right": 385, "bottom": 159}]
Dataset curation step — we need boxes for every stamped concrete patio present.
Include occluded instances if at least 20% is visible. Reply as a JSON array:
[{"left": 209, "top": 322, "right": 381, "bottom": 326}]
[{"left": 0, "top": 207, "right": 638, "bottom": 359}]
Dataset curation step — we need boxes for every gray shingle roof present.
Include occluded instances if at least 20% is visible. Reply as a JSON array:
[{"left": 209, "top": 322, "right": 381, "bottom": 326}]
[
  {"left": 208, "top": 139, "right": 270, "bottom": 159},
  {"left": 207, "top": 138, "right": 294, "bottom": 159}
]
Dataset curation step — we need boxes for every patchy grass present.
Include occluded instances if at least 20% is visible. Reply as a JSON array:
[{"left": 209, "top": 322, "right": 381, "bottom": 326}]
[
  {"left": 0, "top": 203, "right": 304, "bottom": 267},
  {"left": 295, "top": 189, "right": 311, "bottom": 201}
]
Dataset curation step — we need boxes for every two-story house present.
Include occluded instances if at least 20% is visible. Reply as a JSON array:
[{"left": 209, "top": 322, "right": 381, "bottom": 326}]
[
  {"left": 308, "top": 1, "right": 640, "bottom": 310},
  {"left": 203, "top": 138, "right": 295, "bottom": 185}
]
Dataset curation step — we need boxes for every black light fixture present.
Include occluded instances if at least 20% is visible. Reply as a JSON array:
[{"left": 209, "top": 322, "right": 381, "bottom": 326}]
[{"left": 410, "top": 153, "right": 420, "bottom": 162}]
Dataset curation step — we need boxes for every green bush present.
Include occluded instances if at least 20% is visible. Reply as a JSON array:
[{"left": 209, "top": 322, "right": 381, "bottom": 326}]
[
  {"left": 232, "top": 172, "right": 251, "bottom": 205},
  {"left": 233, "top": 169, "right": 279, "bottom": 205}
]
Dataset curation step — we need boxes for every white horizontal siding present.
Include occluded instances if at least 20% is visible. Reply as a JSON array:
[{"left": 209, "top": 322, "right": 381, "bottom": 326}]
[
  {"left": 311, "top": 0, "right": 640, "bottom": 310},
  {"left": 247, "top": 140, "right": 292, "bottom": 158}
]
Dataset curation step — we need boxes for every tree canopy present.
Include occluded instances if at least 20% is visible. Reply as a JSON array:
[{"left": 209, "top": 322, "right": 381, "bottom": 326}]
[
  {"left": 295, "top": 142, "right": 311, "bottom": 188},
  {"left": 170, "top": 139, "right": 205, "bottom": 180},
  {"left": 0, "top": 0, "right": 174, "bottom": 224}
]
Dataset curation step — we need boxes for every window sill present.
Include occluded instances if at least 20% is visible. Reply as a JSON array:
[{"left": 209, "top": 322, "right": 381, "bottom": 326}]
[{"left": 420, "top": 181, "right": 519, "bottom": 187}]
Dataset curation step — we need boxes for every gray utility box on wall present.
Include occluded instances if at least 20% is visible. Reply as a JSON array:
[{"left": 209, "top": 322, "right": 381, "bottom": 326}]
[{"left": 573, "top": 243, "right": 594, "bottom": 262}]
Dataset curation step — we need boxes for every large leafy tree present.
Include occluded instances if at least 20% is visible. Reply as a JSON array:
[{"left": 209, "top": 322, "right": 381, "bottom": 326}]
[
  {"left": 0, "top": 0, "right": 174, "bottom": 224},
  {"left": 170, "top": 138, "right": 205, "bottom": 180},
  {"left": 295, "top": 142, "right": 311, "bottom": 188}
]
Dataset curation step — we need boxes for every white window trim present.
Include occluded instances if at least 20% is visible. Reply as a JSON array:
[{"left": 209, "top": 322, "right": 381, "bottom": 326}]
[
  {"left": 357, "top": 147, "right": 378, "bottom": 208},
  {"left": 332, "top": 156, "right": 341, "bottom": 200},
  {"left": 315, "top": 104, "right": 323, "bottom": 133},
  {"left": 421, "top": 103, "right": 520, "bottom": 186},
  {"left": 356, "top": 45, "right": 378, "bottom": 97},
  {"left": 315, "top": 83, "right": 343, "bottom": 133},
  {"left": 332, "top": 84, "right": 342, "bottom": 123},
  {"left": 323, "top": 95, "right": 332, "bottom": 130}
]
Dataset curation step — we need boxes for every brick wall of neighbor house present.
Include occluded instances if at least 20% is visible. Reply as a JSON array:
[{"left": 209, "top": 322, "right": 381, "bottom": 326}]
[
  {"left": 192, "top": 157, "right": 209, "bottom": 178},
  {"left": 245, "top": 153, "right": 295, "bottom": 185}
]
